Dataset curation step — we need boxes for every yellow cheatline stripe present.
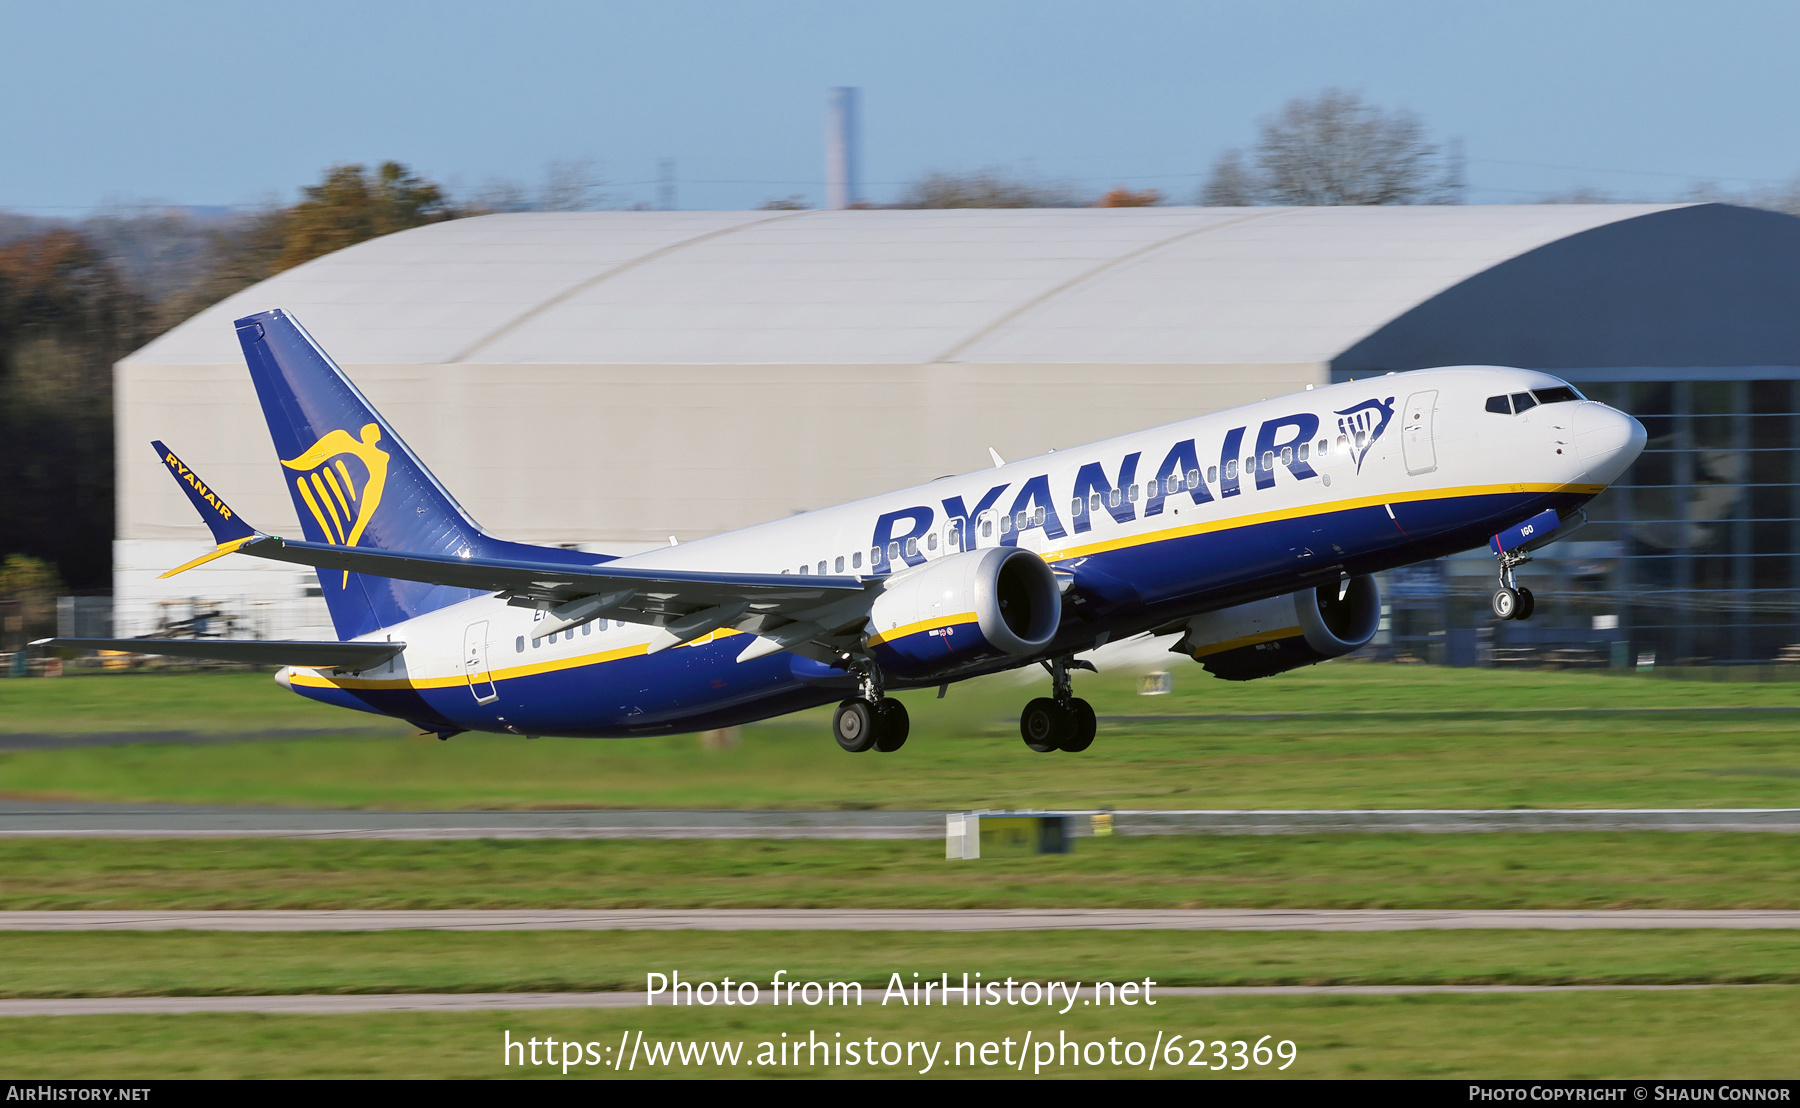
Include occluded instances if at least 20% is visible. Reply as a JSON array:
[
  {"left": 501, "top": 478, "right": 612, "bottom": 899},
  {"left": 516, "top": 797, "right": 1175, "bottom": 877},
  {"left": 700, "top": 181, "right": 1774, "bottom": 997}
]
[
  {"left": 1186, "top": 625, "right": 1302, "bottom": 659},
  {"left": 867, "top": 611, "right": 978, "bottom": 648},
  {"left": 1041, "top": 481, "right": 1600, "bottom": 563},
  {"left": 158, "top": 536, "right": 255, "bottom": 579},
  {"left": 288, "top": 625, "right": 752, "bottom": 691}
]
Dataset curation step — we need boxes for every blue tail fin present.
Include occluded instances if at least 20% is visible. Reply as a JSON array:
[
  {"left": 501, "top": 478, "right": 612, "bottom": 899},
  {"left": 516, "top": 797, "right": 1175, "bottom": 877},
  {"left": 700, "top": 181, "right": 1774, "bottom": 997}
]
[{"left": 235, "top": 309, "right": 598, "bottom": 639}]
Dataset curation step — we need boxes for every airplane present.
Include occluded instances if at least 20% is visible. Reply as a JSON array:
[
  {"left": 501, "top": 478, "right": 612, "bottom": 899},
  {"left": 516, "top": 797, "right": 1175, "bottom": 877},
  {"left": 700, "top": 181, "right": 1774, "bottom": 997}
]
[{"left": 41, "top": 309, "right": 1646, "bottom": 754}]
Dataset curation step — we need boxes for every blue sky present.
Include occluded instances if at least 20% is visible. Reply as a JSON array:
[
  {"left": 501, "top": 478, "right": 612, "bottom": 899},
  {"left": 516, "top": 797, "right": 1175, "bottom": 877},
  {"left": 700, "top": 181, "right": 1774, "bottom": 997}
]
[{"left": 4, "top": 0, "right": 1799, "bottom": 213}]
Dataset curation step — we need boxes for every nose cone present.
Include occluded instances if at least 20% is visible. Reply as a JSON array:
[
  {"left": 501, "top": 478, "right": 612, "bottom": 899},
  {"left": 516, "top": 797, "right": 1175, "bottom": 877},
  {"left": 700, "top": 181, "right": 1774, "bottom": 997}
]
[{"left": 1573, "top": 403, "right": 1646, "bottom": 485}]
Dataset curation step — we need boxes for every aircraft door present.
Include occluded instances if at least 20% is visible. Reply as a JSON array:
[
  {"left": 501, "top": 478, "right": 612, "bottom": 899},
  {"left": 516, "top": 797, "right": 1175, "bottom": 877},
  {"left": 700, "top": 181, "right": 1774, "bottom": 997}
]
[
  {"left": 463, "top": 621, "right": 498, "bottom": 704},
  {"left": 1402, "top": 390, "right": 1439, "bottom": 476}
]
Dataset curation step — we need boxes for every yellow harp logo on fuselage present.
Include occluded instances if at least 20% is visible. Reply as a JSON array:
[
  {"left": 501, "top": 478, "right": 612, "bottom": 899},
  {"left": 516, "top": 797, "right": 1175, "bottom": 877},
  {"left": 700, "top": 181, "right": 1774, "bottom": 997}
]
[{"left": 282, "top": 423, "right": 390, "bottom": 586}]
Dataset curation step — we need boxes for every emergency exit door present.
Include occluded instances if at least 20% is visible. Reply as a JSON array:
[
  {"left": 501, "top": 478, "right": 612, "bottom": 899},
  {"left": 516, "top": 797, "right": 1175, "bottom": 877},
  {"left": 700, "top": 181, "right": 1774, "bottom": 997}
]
[
  {"left": 463, "top": 621, "right": 497, "bottom": 704},
  {"left": 1402, "top": 390, "right": 1438, "bottom": 475}
]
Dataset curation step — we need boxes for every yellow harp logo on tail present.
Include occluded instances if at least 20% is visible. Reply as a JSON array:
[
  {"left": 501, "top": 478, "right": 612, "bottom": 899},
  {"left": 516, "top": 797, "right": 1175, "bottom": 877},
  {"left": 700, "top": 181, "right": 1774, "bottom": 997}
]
[{"left": 281, "top": 423, "right": 390, "bottom": 587}]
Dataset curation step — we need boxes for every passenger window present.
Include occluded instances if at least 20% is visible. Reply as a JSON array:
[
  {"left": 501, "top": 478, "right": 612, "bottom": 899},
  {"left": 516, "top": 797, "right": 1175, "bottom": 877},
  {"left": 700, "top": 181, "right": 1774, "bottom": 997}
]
[
  {"left": 1071, "top": 498, "right": 1084, "bottom": 518},
  {"left": 870, "top": 547, "right": 881, "bottom": 565},
  {"left": 1316, "top": 439, "right": 1328, "bottom": 455},
  {"left": 1109, "top": 488, "right": 1122, "bottom": 508},
  {"left": 798, "top": 565, "right": 808, "bottom": 575},
  {"left": 581, "top": 622, "right": 591, "bottom": 635},
  {"left": 1262, "top": 451, "right": 1274, "bottom": 471},
  {"left": 1281, "top": 446, "right": 1293, "bottom": 466},
  {"left": 516, "top": 636, "right": 524, "bottom": 652},
  {"left": 1533, "top": 386, "right": 1580, "bottom": 405},
  {"left": 1511, "top": 391, "right": 1537, "bottom": 413},
  {"left": 781, "top": 569, "right": 790, "bottom": 575},
  {"left": 1353, "top": 432, "right": 1366, "bottom": 449},
  {"left": 817, "top": 561, "right": 826, "bottom": 574},
  {"left": 853, "top": 551, "right": 863, "bottom": 569},
  {"left": 1089, "top": 493, "right": 1102, "bottom": 512},
  {"left": 927, "top": 533, "right": 937, "bottom": 551},
  {"left": 532, "top": 636, "right": 541, "bottom": 648},
  {"left": 1128, "top": 484, "right": 1139, "bottom": 502},
  {"left": 1000, "top": 515, "right": 1012, "bottom": 535},
  {"left": 1207, "top": 465, "right": 1218, "bottom": 483},
  {"left": 1485, "top": 395, "right": 1512, "bottom": 415},
  {"left": 835, "top": 555, "right": 845, "bottom": 572},
  {"left": 981, "top": 516, "right": 993, "bottom": 538},
  {"left": 1033, "top": 507, "right": 1045, "bottom": 526},
  {"left": 1187, "top": 468, "right": 1200, "bottom": 486},
  {"left": 1224, "top": 460, "right": 1237, "bottom": 480},
  {"left": 1337, "top": 435, "right": 1350, "bottom": 452},
  {"left": 948, "top": 523, "right": 961, "bottom": 549},
  {"left": 1297, "top": 444, "right": 1309, "bottom": 461},
  {"left": 888, "top": 541, "right": 901, "bottom": 562},
  {"left": 598, "top": 619, "right": 608, "bottom": 631},
  {"left": 905, "top": 537, "right": 918, "bottom": 557}
]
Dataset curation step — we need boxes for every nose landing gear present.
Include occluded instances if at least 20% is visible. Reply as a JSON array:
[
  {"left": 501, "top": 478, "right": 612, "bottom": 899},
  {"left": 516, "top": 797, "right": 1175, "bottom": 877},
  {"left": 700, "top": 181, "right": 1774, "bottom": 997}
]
[
  {"left": 1020, "top": 655, "right": 1098, "bottom": 753},
  {"left": 1491, "top": 551, "right": 1536, "bottom": 621}
]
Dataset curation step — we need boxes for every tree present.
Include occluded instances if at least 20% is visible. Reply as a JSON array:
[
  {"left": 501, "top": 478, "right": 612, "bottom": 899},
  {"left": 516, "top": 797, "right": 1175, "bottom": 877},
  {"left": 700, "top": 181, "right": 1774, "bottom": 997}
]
[
  {"left": 1202, "top": 89, "right": 1461, "bottom": 206},
  {"left": 0, "top": 229, "right": 146, "bottom": 589},
  {"left": 276, "top": 162, "right": 457, "bottom": 271},
  {"left": 896, "top": 170, "right": 1082, "bottom": 208}
]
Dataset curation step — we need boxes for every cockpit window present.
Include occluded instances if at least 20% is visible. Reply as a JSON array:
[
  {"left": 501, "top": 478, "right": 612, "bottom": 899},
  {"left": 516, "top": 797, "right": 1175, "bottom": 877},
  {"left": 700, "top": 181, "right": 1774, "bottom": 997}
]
[
  {"left": 1510, "top": 391, "right": 1538, "bottom": 413},
  {"left": 1532, "top": 386, "right": 1582, "bottom": 405},
  {"left": 1485, "top": 395, "right": 1511, "bottom": 415}
]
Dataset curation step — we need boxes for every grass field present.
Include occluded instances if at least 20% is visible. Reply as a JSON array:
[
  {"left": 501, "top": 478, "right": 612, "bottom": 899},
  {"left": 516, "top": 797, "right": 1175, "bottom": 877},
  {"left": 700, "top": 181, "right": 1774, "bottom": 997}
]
[
  {"left": 1, "top": 667, "right": 1798, "bottom": 810},
  {"left": 2, "top": 929, "right": 1798, "bottom": 997},
  {"left": 5, "top": 989, "right": 1798, "bottom": 1078},
  {"left": 4, "top": 834, "right": 1799, "bottom": 909}
]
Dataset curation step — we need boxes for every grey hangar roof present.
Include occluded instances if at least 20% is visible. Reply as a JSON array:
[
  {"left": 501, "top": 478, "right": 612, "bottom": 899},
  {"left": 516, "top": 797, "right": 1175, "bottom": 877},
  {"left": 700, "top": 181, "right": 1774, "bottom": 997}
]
[
  {"left": 118, "top": 203, "right": 1800, "bottom": 569},
  {"left": 137, "top": 203, "right": 1800, "bottom": 372}
]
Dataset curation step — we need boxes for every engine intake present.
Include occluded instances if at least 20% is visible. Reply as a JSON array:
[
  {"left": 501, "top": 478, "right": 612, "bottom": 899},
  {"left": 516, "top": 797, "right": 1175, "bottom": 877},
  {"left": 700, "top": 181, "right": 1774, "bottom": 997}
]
[
  {"left": 866, "top": 547, "right": 1061, "bottom": 679},
  {"left": 1174, "top": 575, "right": 1381, "bottom": 681}
]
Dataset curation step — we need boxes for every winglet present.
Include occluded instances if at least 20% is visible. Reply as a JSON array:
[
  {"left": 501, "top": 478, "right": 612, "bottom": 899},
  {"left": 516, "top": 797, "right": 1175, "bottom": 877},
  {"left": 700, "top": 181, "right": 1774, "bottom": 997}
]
[{"left": 151, "top": 441, "right": 258, "bottom": 578}]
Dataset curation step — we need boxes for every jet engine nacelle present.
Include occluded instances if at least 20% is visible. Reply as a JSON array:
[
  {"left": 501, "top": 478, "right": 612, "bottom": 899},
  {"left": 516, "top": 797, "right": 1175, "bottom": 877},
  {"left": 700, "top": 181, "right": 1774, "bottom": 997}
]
[
  {"left": 1173, "top": 575, "right": 1382, "bottom": 681},
  {"left": 866, "top": 547, "right": 1062, "bottom": 679}
]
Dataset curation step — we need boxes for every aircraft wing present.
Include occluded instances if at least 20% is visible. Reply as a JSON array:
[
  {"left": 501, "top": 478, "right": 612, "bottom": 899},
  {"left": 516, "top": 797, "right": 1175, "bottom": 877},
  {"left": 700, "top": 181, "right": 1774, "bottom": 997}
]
[
  {"left": 229, "top": 535, "right": 877, "bottom": 658},
  {"left": 31, "top": 637, "right": 405, "bottom": 671}
]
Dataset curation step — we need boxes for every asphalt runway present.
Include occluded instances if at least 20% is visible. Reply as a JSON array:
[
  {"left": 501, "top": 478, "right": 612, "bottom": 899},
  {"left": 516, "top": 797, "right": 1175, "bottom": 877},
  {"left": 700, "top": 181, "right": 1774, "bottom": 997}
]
[
  {"left": 0, "top": 983, "right": 1778, "bottom": 1017},
  {"left": 3, "top": 800, "right": 1797, "bottom": 838},
  {"left": 5, "top": 909, "right": 1799, "bottom": 931}
]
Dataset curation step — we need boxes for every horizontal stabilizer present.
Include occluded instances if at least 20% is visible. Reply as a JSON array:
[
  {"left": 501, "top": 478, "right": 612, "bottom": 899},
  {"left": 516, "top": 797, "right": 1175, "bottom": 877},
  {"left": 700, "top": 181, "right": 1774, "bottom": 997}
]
[{"left": 31, "top": 638, "right": 404, "bottom": 670}]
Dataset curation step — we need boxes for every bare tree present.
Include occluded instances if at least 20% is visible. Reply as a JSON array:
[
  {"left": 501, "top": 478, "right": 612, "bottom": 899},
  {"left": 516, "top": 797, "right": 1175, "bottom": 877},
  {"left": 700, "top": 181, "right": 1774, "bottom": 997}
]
[{"left": 1203, "top": 89, "right": 1461, "bottom": 206}]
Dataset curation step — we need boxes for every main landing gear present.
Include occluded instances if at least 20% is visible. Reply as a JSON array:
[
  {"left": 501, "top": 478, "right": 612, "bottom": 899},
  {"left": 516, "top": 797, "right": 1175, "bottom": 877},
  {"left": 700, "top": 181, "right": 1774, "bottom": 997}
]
[
  {"left": 1491, "top": 550, "right": 1536, "bottom": 621},
  {"left": 833, "top": 668, "right": 910, "bottom": 753},
  {"left": 1020, "top": 655, "right": 1098, "bottom": 754}
]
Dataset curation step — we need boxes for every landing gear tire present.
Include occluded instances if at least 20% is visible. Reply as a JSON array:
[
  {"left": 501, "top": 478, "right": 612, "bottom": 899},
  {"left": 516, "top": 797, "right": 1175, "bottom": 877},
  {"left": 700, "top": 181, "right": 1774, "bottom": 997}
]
[
  {"left": 1514, "top": 587, "right": 1536, "bottom": 621},
  {"left": 873, "top": 699, "right": 909, "bottom": 752},
  {"left": 1020, "top": 697, "right": 1070, "bottom": 753},
  {"left": 1492, "top": 587, "right": 1520, "bottom": 620},
  {"left": 833, "top": 698, "right": 878, "bottom": 753},
  {"left": 1060, "top": 698, "right": 1096, "bottom": 752}
]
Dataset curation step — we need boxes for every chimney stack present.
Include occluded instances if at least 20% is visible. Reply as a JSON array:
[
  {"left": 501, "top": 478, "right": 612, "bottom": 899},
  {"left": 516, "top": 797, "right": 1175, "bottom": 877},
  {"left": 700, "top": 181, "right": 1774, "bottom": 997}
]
[{"left": 825, "top": 87, "right": 860, "bottom": 209}]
